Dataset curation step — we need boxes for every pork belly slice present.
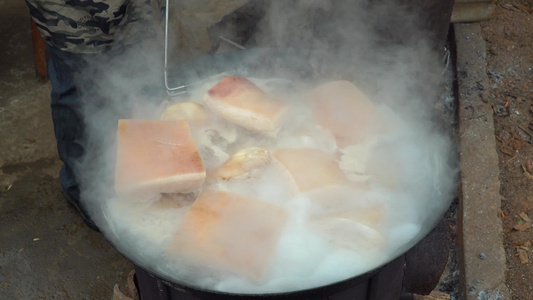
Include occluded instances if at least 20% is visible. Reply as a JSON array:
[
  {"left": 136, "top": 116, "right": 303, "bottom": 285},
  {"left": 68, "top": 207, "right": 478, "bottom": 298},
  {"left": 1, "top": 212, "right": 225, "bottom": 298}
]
[
  {"left": 306, "top": 186, "right": 383, "bottom": 227},
  {"left": 309, "top": 80, "right": 379, "bottom": 148},
  {"left": 338, "top": 136, "right": 379, "bottom": 183},
  {"left": 309, "top": 217, "right": 387, "bottom": 253},
  {"left": 170, "top": 189, "right": 288, "bottom": 280},
  {"left": 204, "top": 76, "right": 287, "bottom": 135},
  {"left": 306, "top": 186, "right": 386, "bottom": 252},
  {"left": 114, "top": 120, "right": 206, "bottom": 201},
  {"left": 271, "top": 148, "right": 348, "bottom": 193}
]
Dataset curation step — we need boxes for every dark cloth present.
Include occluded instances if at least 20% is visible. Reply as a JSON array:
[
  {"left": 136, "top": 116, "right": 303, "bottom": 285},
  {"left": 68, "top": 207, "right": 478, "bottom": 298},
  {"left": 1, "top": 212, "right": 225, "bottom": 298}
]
[{"left": 47, "top": 46, "right": 100, "bottom": 230}]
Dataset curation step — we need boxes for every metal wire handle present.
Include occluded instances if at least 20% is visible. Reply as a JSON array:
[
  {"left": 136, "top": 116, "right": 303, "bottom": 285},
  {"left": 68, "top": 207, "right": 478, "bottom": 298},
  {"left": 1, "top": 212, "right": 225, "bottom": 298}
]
[
  {"left": 164, "top": 0, "right": 187, "bottom": 96},
  {"left": 163, "top": 0, "right": 248, "bottom": 96}
]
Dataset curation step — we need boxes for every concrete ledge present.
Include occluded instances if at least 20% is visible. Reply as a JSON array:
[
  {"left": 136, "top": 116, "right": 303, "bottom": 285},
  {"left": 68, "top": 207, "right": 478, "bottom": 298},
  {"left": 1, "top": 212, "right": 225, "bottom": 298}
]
[
  {"left": 454, "top": 23, "right": 511, "bottom": 300},
  {"left": 451, "top": 2, "right": 495, "bottom": 23}
]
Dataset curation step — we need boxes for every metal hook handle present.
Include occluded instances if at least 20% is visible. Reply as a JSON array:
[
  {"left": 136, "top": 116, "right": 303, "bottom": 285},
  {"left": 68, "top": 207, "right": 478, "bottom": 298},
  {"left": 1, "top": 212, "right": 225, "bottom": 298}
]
[{"left": 164, "top": 0, "right": 187, "bottom": 96}]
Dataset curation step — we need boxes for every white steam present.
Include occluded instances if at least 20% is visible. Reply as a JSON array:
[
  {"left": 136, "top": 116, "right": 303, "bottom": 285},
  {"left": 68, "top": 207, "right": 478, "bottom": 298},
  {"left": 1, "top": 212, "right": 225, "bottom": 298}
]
[{"left": 76, "top": 0, "right": 457, "bottom": 295}]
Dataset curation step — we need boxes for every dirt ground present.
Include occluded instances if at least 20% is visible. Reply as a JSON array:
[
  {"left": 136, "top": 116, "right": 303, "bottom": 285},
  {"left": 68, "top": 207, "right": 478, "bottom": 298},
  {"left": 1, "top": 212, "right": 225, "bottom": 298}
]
[{"left": 480, "top": 1, "right": 533, "bottom": 298}]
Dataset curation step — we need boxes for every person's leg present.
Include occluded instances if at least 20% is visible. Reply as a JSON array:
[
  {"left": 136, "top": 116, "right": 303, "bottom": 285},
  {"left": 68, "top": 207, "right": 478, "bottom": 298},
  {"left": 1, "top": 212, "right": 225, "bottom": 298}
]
[{"left": 47, "top": 46, "right": 99, "bottom": 231}]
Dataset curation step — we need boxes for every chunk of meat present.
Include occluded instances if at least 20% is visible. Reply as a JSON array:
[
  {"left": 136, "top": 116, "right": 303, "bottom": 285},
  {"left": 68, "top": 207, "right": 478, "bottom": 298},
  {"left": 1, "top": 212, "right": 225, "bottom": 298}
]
[
  {"left": 208, "top": 147, "right": 270, "bottom": 182},
  {"left": 309, "top": 80, "right": 379, "bottom": 148},
  {"left": 204, "top": 77, "right": 287, "bottom": 135},
  {"left": 338, "top": 136, "right": 379, "bottom": 182},
  {"left": 114, "top": 120, "right": 206, "bottom": 201},
  {"left": 161, "top": 101, "right": 208, "bottom": 126},
  {"left": 309, "top": 217, "right": 387, "bottom": 253},
  {"left": 306, "top": 186, "right": 386, "bottom": 252},
  {"left": 306, "top": 186, "right": 383, "bottom": 227},
  {"left": 271, "top": 148, "right": 348, "bottom": 193},
  {"left": 170, "top": 189, "right": 288, "bottom": 280}
]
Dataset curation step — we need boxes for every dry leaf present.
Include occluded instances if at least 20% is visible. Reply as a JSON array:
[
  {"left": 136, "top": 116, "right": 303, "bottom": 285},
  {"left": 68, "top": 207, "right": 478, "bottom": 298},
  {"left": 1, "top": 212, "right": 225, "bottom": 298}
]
[
  {"left": 513, "top": 221, "right": 532, "bottom": 231},
  {"left": 521, "top": 165, "right": 533, "bottom": 179},
  {"left": 411, "top": 291, "right": 451, "bottom": 300},
  {"left": 502, "top": 3, "right": 522, "bottom": 12},
  {"left": 517, "top": 248, "right": 529, "bottom": 264},
  {"left": 527, "top": 160, "right": 533, "bottom": 173},
  {"left": 4, "top": 184, "right": 12, "bottom": 192},
  {"left": 513, "top": 4, "right": 533, "bottom": 14},
  {"left": 519, "top": 212, "right": 532, "bottom": 223}
]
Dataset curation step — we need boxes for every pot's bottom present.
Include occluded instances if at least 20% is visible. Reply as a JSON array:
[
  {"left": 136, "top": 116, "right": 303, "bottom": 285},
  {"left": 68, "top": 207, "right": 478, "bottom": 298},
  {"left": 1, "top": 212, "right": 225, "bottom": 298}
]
[{"left": 133, "top": 255, "right": 404, "bottom": 300}]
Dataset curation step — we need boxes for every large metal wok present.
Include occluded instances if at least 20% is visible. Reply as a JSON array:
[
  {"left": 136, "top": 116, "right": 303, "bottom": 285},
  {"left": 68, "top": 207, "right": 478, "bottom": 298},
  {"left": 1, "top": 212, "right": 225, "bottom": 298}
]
[{"left": 93, "top": 46, "right": 457, "bottom": 299}]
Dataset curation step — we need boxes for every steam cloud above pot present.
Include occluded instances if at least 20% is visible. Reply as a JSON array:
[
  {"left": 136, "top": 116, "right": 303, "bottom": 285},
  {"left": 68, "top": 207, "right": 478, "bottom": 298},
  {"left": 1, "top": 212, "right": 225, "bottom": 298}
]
[{"left": 76, "top": 0, "right": 457, "bottom": 295}]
